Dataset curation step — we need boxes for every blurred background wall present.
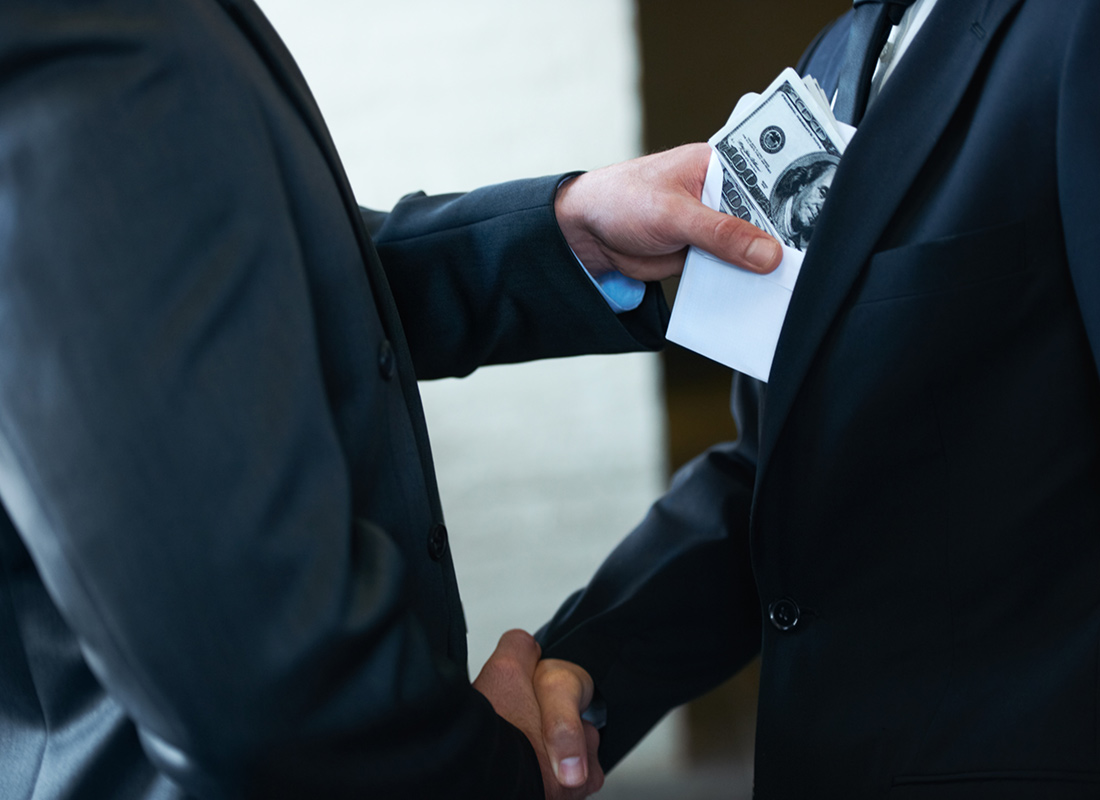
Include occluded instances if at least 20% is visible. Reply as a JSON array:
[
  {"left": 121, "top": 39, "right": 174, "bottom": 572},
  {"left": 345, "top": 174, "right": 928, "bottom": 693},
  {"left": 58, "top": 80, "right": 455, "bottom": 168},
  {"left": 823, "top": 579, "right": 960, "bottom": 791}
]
[{"left": 256, "top": 2, "right": 846, "bottom": 797}]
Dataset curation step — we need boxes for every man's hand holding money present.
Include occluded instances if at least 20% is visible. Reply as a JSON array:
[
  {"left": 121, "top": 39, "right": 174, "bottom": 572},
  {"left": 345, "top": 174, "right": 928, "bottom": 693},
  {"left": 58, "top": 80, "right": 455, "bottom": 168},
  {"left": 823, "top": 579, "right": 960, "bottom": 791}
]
[{"left": 554, "top": 143, "right": 783, "bottom": 283}]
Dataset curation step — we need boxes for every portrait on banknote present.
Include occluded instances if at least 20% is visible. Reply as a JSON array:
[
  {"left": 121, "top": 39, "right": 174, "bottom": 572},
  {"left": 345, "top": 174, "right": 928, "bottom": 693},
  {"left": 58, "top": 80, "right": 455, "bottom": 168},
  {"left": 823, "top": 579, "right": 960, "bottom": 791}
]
[{"left": 768, "top": 153, "right": 839, "bottom": 250}]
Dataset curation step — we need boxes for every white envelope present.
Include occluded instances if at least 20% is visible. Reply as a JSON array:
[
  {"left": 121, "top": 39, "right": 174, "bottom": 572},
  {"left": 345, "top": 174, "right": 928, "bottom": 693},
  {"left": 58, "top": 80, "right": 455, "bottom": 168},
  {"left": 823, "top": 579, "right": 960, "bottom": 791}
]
[{"left": 666, "top": 152, "right": 804, "bottom": 382}]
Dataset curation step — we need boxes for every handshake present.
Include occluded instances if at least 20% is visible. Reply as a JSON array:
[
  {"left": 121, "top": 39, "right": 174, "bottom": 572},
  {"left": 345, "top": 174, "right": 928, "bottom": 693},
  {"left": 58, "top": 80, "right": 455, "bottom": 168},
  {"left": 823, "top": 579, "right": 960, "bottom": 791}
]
[
  {"left": 467, "top": 142, "right": 794, "bottom": 800},
  {"left": 474, "top": 631, "right": 604, "bottom": 799}
]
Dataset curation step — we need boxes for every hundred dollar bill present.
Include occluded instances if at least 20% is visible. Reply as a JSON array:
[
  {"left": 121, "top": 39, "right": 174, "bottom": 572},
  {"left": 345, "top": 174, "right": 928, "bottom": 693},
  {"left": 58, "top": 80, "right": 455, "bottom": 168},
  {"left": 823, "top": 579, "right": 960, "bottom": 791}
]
[{"left": 709, "top": 67, "right": 846, "bottom": 251}]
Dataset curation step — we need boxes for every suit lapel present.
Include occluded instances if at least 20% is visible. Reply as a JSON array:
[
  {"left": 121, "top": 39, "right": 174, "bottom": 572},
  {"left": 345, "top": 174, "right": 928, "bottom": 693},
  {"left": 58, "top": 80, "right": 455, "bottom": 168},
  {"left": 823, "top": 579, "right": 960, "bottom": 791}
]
[{"left": 755, "top": 0, "right": 1023, "bottom": 485}]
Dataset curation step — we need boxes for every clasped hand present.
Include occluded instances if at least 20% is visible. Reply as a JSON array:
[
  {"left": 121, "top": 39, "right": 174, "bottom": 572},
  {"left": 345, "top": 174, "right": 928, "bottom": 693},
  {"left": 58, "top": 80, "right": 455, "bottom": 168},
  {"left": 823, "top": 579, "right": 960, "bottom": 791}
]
[{"left": 473, "top": 630, "right": 604, "bottom": 799}]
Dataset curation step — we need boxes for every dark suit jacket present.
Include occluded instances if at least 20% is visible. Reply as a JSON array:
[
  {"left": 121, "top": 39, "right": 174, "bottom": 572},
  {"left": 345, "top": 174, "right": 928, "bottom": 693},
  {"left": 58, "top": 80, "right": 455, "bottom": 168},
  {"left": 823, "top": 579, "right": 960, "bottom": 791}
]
[
  {"left": 540, "top": 1, "right": 1100, "bottom": 796},
  {"left": 0, "top": 1, "right": 667, "bottom": 797}
]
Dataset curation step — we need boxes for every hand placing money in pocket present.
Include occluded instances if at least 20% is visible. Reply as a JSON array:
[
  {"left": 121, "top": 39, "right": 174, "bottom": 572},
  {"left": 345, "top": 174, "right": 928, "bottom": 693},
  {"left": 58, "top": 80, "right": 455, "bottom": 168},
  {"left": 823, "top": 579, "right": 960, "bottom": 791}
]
[{"left": 554, "top": 143, "right": 782, "bottom": 283}]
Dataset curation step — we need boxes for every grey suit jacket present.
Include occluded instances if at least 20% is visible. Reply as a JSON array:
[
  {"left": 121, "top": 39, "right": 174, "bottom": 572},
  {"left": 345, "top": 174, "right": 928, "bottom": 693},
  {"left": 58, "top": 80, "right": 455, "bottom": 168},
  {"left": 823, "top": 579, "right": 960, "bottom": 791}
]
[{"left": 0, "top": 0, "right": 668, "bottom": 797}]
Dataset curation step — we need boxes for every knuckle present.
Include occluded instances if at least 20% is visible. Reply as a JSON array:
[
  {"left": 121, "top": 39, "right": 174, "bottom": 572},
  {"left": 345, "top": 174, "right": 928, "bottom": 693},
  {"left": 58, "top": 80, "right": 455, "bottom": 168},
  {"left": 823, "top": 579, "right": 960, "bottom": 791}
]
[
  {"left": 500, "top": 628, "right": 540, "bottom": 658},
  {"left": 715, "top": 215, "right": 760, "bottom": 258},
  {"left": 535, "top": 666, "right": 581, "bottom": 698},
  {"left": 543, "top": 714, "right": 584, "bottom": 744},
  {"left": 482, "top": 656, "right": 525, "bottom": 686},
  {"left": 715, "top": 213, "right": 749, "bottom": 243},
  {"left": 495, "top": 658, "right": 528, "bottom": 683}
]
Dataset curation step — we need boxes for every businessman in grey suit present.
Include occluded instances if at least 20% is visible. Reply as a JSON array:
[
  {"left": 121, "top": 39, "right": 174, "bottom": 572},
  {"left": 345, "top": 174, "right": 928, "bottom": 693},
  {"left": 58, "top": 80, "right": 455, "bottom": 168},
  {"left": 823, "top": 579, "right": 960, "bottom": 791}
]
[
  {"left": 0, "top": 1, "right": 782, "bottom": 798},
  {"left": 535, "top": 0, "right": 1100, "bottom": 797}
]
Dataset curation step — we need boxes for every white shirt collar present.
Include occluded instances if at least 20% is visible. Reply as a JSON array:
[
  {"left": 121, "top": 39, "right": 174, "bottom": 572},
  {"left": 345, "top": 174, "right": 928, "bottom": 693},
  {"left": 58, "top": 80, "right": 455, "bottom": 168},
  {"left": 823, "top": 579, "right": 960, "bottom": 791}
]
[{"left": 868, "top": 0, "right": 940, "bottom": 104}]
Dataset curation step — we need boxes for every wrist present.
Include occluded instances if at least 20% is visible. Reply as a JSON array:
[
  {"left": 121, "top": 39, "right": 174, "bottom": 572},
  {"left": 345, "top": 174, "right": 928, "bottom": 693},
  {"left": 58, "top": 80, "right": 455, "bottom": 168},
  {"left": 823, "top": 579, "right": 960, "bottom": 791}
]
[{"left": 554, "top": 173, "right": 611, "bottom": 279}]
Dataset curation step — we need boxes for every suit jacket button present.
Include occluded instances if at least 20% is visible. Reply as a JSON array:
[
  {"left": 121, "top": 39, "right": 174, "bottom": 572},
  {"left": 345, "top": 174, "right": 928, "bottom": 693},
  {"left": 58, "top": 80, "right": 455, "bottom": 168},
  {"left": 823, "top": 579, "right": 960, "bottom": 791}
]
[
  {"left": 768, "top": 598, "right": 801, "bottom": 631},
  {"left": 427, "top": 523, "right": 448, "bottom": 561},
  {"left": 378, "top": 340, "right": 396, "bottom": 380}
]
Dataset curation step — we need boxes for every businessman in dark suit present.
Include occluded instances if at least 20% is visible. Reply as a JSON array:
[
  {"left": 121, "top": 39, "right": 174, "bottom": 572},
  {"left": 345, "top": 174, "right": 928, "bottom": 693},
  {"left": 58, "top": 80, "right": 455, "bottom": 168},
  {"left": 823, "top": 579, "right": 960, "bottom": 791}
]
[
  {"left": 0, "top": 1, "right": 783, "bottom": 798},
  {"left": 535, "top": 0, "right": 1100, "bottom": 796}
]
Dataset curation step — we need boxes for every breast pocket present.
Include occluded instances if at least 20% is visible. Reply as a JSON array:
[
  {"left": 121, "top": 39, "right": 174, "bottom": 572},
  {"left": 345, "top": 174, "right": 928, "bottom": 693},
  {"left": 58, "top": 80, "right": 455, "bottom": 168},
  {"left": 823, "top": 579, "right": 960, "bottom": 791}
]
[{"left": 854, "top": 220, "right": 1031, "bottom": 304}]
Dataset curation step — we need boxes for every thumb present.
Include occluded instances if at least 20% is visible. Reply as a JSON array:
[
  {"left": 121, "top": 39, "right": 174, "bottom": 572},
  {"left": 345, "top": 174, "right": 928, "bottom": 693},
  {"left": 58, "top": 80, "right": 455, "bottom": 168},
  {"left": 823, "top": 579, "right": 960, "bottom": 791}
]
[
  {"left": 534, "top": 659, "right": 596, "bottom": 789},
  {"left": 676, "top": 198, "right": 783, "bottom": 273}
]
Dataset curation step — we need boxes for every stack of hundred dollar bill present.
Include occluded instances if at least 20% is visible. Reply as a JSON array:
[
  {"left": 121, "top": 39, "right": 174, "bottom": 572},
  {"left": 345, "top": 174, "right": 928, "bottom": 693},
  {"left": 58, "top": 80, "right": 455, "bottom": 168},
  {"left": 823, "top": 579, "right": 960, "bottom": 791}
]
[{"left": 666, "top": 67, "right": 856, "bottom": 383}]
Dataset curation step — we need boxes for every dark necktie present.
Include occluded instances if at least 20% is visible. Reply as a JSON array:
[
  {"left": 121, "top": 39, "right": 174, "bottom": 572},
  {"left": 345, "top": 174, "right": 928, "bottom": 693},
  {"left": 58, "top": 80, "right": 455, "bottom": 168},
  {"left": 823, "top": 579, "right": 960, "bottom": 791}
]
[{"left": 832, "top": 0, "right": 917, "bottom": 125}]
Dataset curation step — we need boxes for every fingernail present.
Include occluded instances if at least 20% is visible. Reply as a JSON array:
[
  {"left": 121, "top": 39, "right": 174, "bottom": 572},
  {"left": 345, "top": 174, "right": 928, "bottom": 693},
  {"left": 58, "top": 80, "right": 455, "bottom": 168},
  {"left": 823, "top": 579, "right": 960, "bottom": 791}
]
[
  {"left": 746, "top": 238, "right": 781, "bottom": 271},
  {"left": 556, "top": 757, "right": 585, "bottom": 787}
]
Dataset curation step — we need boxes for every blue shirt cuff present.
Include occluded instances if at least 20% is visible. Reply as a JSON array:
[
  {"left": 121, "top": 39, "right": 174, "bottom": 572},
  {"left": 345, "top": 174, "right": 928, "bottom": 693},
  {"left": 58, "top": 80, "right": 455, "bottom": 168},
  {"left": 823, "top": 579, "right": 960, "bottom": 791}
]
[
  {"left": 589, "top": 269, "right": 646, "bottom": 314},
  {"left": 572, "top": 249, "right": 646, "bottom": 314}
]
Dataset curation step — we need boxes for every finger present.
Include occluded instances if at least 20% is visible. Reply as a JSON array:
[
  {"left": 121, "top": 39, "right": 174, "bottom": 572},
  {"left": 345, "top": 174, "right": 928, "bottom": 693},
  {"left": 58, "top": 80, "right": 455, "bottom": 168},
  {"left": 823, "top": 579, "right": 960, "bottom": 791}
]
[
  {"left": 486, "top": 629, "right": 541, "bottom": 676},
  {"left": 609, "top": 249, "right": 689, "bottom": 284},
  {"left": 677, "top": 199, "right": 783, "bottom": 273},
  {"left": 472, "top": 629, "right": 541, "bottom": 704},
  {"left": 534, "top": 661, "right": 593, "bottom": 788},
  {"left": 667, "top": 142, "right": 715, "bottom": 198},
  {"left": 583, "top": 722, "right": 605, "bottom": 795}
]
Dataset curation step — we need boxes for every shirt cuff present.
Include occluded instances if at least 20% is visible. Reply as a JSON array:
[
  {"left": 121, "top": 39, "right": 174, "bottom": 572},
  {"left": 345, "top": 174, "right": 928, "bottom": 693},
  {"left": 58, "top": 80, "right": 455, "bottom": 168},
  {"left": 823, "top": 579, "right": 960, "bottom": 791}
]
[
  {"left": 581, "top": 694, "right": 608, "bottom": 729},
  {"left": 572, "top": 248, "right": 646, "bottom": 314},
  {"left": 587, "top": 268, "right": 646, "bottom": 314}
]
